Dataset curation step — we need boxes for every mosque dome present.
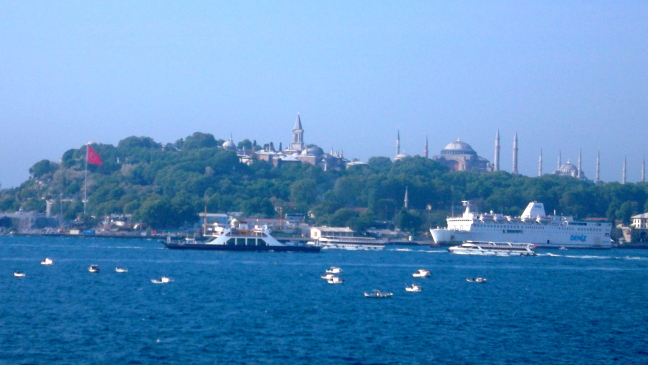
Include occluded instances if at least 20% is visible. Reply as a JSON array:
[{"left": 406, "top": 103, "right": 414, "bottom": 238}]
[
  {"left": 441, "top": 139, "right": 477, "bottom": 156},
  {"left": 301, "top": 146, "right": 324, "bottom": 156},
  {"left": 394, "top": 152, "right": 410, "bottom": 161},
  {"left": 222, "top": 139, "right": 236, "bottom": 151},
  {"left": 559, "top": 161, "right": 577, "bottom": 173}
]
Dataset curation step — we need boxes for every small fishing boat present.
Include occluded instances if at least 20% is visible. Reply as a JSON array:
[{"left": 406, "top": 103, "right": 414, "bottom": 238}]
[
  {"left": 14, "top": 271, "right": 26, "bottom": 278},
  {"left": 327, "top": 276, "right": 344, "bottom": 284},
  {"left": 151, "top": 276, "right": 173, "bottom": 284},
  {"left": 405, "top": 283, "right": 421, "bottom": 292},
  {"left": 364, "top": 290, "right": 393, "bottom": 298},
  {"left": 41, "top": 258, "right": 54, "bottom": 265},
  {"left": 412, "top": 269, "right": 430, "bottom": 278},
  {"left": 325, "top": 266, "right": 342, "bottom": 274},
  {"left": 466, "top": 277, "right": 487, "bottom": 283},
  {"left": 321, "top": 273, "right": 336, "bottom": 280},
  {"left": 115, "top": 267, "right": 128, "bottom": 273},
  {"left": 88, "top": 265, "right": 100, "bottom": 273}
]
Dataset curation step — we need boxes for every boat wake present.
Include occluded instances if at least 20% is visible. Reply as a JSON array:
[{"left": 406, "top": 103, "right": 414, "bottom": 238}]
[{"left": 387, "top": 248, "right": 446, "bottom": 254}]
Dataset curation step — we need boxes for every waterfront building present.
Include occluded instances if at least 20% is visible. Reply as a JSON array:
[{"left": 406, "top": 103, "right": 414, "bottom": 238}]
[
  {"left": 310, "top": 226, "right": 354, "bottom": 239},
  {"left": 631, "top": 213, "right": 648, "bottom": 229}
]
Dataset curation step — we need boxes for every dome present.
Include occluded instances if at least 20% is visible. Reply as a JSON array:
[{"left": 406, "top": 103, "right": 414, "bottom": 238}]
[
  {"left": 394, "top": 152, "right": 410, "bottom": 161},
  {"left": 222, "top": 139, "right": 236, "bottom": 151},
  {"left": 301, "top": 146, "right": 324, "bottom": 156},
  {"left": 559, "top": 161, "right": 577, "bottom": 173},
  {"left": 441, "top": 139, "right": 477, "bottom": 156},
  {"left": 560, "top": 162, "right": 576, "bottom": 172}
]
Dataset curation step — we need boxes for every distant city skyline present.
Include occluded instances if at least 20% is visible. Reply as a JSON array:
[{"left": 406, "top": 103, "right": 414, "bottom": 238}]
[{"left": 1, "top": 2, "right": 647, "bottom": 188}]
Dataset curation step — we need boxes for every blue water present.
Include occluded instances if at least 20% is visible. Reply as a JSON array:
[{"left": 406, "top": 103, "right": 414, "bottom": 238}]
[{"left": 1, "top": 236, "right": 648, "bottom": 365}]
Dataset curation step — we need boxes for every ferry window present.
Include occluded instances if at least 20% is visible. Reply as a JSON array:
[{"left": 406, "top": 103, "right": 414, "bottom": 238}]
[
  {"left": 227, "top": 238, "right": 236, "bottom": 246},
  {"left": 258, "top": 239, "right": 267, "bottom": 246},
  {"left": 246, "top": 238, "right": 256, "bottom": 246},
  {"left": 236, "top": 238, "right": 245, "bottom": 245}
]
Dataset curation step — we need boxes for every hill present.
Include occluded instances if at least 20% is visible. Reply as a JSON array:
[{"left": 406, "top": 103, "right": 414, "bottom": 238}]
[{"left": 1, "top": 133, "right": 647, "bottom": 232}]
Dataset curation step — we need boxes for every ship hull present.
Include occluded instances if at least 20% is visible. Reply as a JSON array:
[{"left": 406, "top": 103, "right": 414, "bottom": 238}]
[
  {"left": 431, "top": 228, "right": 611, "bottom": 249},
  {"left": 162, "top": 242, "right": 321, "bottom": 252}
]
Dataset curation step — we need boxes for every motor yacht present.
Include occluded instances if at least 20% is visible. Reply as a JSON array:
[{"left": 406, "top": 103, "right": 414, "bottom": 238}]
[
  {"left": 448, "top": 241, "right": 537, "bottom": 256},
  {"left": 88, "top": 265, "right": 100, "bottom": 273},
  {"left": 13, "top": 271, "right": 26, "bottom": 277},
  {"left": 466, "top": 277, "right": 487, "bottom": 283},
  {"left": 327, "top": 276, "right": 344, "bottom": 284},
  {"left": 41, "top": 258, "right": 54, "bottom": 265},
  {"left": 325, "top": 266, "right": 342, "bottom": 274},
  {"left": 151, "top": 276, "right": 173, "bottom": 284},
  {"left": 364, "top": 290, "right": 393, "bottom": 298},
  {"left": 412, "top": 269, "right": 430, "bottom": 278},
  {"left": 405, "top": 284, "right": 421, "bottom": 292},
  {"left": 115, "top": 267, "right": 128, "bottom": 273}
]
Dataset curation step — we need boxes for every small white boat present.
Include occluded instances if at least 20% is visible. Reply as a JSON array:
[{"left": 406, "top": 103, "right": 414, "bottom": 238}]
[
  {"left": 405, "top": 283, "right": 421, "bottom": 292},
  {"left": 41, "top": 258, "right": 54, "bottom": 265},
  {"left": 151, "top": 276, "right": 173, "bottom": 284},
  {"left": 412, "top": 269, "right": 430, "bottom": 278},
  {"left": 14, "top": 271, "right": 26, "bottom": 277},
  {"left": 88, "top": 265, "right": 100, "bottom": 273},
  {"left": 321, "top": 273, "right": 336, "bottom": 280},
  {"left": 466, "top": 277, "right": 487, "bottom": 283},
  {"left": 327, "top": 276, "right": 344, "bottom": 284},
  {"left": 115, "top": 267, "right": 128, "bottom": 273},
  {"left": 364, "top": 290, "right": 393, "bottom": 298},
  {"left": 559, "top": 246, "right": 568, "bottom": 250},
  {"left": 325, "top": 266, "right": 343, "bottom": 274}
]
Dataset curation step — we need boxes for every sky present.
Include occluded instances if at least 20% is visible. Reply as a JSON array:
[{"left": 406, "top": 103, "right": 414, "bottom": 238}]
[{"left": 1, "top": 1, "right": 647, "bottom": 188}]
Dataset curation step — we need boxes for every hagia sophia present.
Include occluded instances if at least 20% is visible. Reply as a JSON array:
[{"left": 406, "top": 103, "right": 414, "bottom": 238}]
[{"left": 221, "top": 114, "right": 646, "bottom": 183}]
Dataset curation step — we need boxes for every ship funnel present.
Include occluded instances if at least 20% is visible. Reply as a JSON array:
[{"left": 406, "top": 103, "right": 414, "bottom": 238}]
[{"left": 521, "top": 202, "right": 546, "bottom": 219}]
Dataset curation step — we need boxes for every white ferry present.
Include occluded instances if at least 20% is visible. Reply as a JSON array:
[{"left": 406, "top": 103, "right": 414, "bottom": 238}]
[
  {"left": 162, "top": 227, "right": 320, "bottom": 253},
  {"left": 448, "top": 241, "right": 537, "bottom": 256},
  {"left": 312, "top": 237, "right": 385, "bottom": 251},
  {"left": 431, "top": 201, "right": 612, "bottom": 249}
]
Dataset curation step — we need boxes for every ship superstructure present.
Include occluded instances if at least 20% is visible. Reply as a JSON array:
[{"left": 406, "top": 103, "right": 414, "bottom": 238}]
[{"left": 430, "top": 201, "right": 612, "bottom": 248}]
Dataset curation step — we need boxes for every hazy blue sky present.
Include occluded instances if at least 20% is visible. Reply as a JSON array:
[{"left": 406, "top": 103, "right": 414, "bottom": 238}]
[{"left": 1, "top": 1, "right": 647, "bottom": 188}]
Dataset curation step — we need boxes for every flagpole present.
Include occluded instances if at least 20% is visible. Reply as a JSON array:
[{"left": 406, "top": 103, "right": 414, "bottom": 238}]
[{"left": 84, "top": 143, "right": 88, "bottom": 216}]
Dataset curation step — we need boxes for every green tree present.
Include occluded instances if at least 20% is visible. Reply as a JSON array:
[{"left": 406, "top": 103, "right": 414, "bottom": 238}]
[
  {"left": 290, "top": 179, "right": 317, "bottom": 212},
  {"left": 395, "top": 208, "right": 423, "bottom": 234},
  {"left": 30, "top": 160, "right": 56, "bottom": 178}
]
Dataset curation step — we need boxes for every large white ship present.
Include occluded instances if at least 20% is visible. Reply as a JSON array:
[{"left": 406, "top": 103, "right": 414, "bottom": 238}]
[{"left": 430, "top": 201, "right": 612, "bottom": 249}]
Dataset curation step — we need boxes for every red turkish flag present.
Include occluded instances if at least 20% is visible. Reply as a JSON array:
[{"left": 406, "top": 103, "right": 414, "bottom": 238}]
[{"left": 87, "top": 145, "right": 103, "bottom": 166}]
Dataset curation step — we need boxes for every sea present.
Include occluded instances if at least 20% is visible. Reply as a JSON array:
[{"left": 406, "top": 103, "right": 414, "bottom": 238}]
[{"left": 1, "top": 235, "right": 648, "bottom": 365}]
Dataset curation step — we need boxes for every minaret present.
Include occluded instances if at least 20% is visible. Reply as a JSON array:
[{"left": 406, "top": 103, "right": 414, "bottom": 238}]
[
  {"left": 404, "top": 186, "right": 409, "bottom": 209},
  {"left": 622, "top": 156, "right": 627, "bottom": 184},
  {"left": 291, "top": 113, "right": 304, "bottom": 151},
  {"left": 512, "top": 133, "right": 518, "bottom": 175},
  {"left": 642, "top": 157, "right": 646, "bottom": 183},
  {"left": 558, "top": 149, "right": 562, "bottom": 170},
  {"left": 538, "top": 149, "right": 543, "bottom": 177},
  {"left": 577, "top": 149, "right": 582, "bottom": 179},
  {"left": 494, "top": 130, "right": 500, "bottom": 171},
  {"left": 396, "top": 129, "right": 401, "bottom": 157},
  {"left": 595, "top": 149, "right": 600, "bottom": 183},
  {"left": 424, "top": 135, "right": 429, "bottom": 158}
]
